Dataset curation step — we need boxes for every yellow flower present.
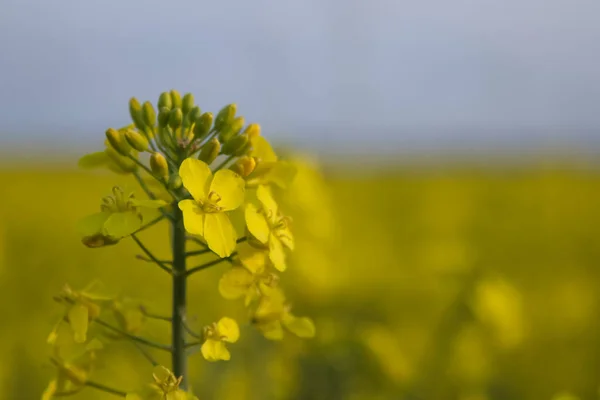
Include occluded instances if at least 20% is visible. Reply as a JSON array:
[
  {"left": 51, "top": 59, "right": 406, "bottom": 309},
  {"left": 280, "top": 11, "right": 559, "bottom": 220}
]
[
  {"left": 126, "top": 366, "right": 198, "bottom": 400},
  {"left": 201, "top": 317, "right": 240, "bottom": 361},
  {"left": 78, "top": 186, "right": 166, "bottom": 248},
  {"left": 251, "top": 288, "right": 315, "bottom": 341},
  {"left": 48, "top": 282, "right": 114, "bottom": 344},
  {"left": 42, "top": 340, "right": 103, "bottom": 400},
  {"left": 245, "top": 136, "right": 296, "bottom": 188},
  {"left": 245, "top": 185, "right": 294, "bottom": 271},
  {"left": 178, "top": 158, "right": 245, "bottom": 257},
  {"left": 218, "top": 243, "right": 279, "bottom": 306}
]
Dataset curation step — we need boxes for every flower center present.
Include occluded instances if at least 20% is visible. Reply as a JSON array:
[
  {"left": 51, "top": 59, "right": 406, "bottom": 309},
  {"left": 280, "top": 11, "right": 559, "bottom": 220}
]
[
  {"left": 100, "top": 187, "right": 137, "bottom": 213},
  {"left": 199, "top": 191, "right": 223, "bottom": 213}
]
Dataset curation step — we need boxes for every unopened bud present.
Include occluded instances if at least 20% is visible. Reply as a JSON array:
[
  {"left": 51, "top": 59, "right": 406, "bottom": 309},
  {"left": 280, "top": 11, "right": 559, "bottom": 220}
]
[
  {"left": 193, "top": 112, "right": 213, "bottom": 140},
  {"left": 150, "top": 152, "right": 169, "bottom": 178},
  {"left": 168, "top": 108, "right": 183, "bottom": 130},
  {"left": 124, "top": 130, "right": 149, "bottom": 152},
  {"left": 168, "top": 173, "right": 183, "bottom": 190},
  {"left": 106, "top": 128, "right": 131, "bottom": 155},
  {"left": 158, "top": 107, "right": 170, "bottom": 128},
  {"left": 158, "top": 92, "right": 172, "bottom": 110},
  {"left": 129, "top": 98, "right": 146, "bottom": 131},
  {"left": 105, "top": 147, "right": 137, "bottom": 173},
  {"left": 243, "top": 123, "right": 261, "bottom": 139},
  {"left": 198, "top": 138, "right": 221, "bottom": 164},
  {"left": 142, "top": 101, "right": 156, "bottom": 128},
  {"left": 170, "top": 90, "right": 182, "bottom": 109},
  {"left": 222, "top": 133, "right": 249, "bottom": 156},
  {"left": 214, "top": 103, "right": 237, "bottom": 132},
  {"left": 182, "top": 93, "right": 194, "bottom": 115},
  {"left": 187, "top": 106, "right": 202, "bottom": 125},
  {"left": 229, "top": 156, "right": 256, "bottom": 177},
  {"left": 218, "top": 116, "right": 245, "bottom": 143}
]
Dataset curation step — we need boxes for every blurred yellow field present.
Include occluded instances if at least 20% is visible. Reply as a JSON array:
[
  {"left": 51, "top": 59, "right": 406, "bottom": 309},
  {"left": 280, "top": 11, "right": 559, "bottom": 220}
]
[{"left": 1, "top": 159, "right": 599, "bottom": 399}]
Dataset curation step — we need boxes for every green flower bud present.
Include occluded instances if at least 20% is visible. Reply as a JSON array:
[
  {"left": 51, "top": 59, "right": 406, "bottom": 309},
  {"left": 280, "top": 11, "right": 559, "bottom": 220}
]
[
  {"left": 105, "top": 128, "right": 131, "bottom": 155},
  {"left": 158, "top": 107, "right": 170, "bottom": 128},
  {"left": 124, "top": 130, "right": 149, "bottom": 152},
  {"left": 129, "top": 97, "right": 146, "bottom": 131},
  {"left": 150, "top": 152, "right": 169, "bottom": 178},
  {"left": 168, "top": 173, "right": 183, "bottom": 190},
  {"left": 105, "top": 147, "right": 137, "bottom": 173},
  {"left": 198, "top": 138, "right": 221, "bottom": 164},
  {"left": 243, "top": 123, "right": 261, "bottom": 139},
  {"left": 142, "top": 101, "right": 156, "bottom": 128},
  {"left": 221, "top": 133, "right": 249, "bottom": 156},
  {"left": 214, "top": 103, "right": 237, "bottom": 132},
  {"left": 229, "top": 156, "right": 256, "bottom": 177},
  {"left": 182, "top": 93, "right": 194, "bottom": 115},
  {"left": 187, "top": 106, "right": 202, "bottom": 125},
  {"left": 218, "top": 116, "right": 245, "bottom": 143},
  {"left": 193, "top": 112, "right": 213, "bottom": 140},
  {"left": 158, "top": 92, "right": 172, "bottom": 110},
  {"left": 170, "top": 90, "right": 182, "bottom": 109},
  {"left": 168, "top": 108, "right": 183, "bottom": 130}
]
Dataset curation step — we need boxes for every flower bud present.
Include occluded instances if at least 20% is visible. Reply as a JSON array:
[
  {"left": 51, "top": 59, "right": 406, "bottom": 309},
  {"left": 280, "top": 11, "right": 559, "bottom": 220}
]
[
  {"left": 158, "top": 107, "right": 170, "bottom": 128},
  {"left": 182, "top": 93, "right": 194, "bottom": 115},
  {"left": 229, "top": 156, "right": 256, "bottom": 177},
  {"left": 105, "top": 147, "right": 137, "bottom": 173},
  {"left": 214, "top": 103, "right": 237, "bottom": 132},
  {"left": 124, "top": 130, "right": 149, "bottom": 152},
  {"left": 221, "top": 133, "right": 249, "bottom": 156},
  {"left": 170, "top": 90, "right": 182, "bottom": 109},
  {"left": 198, "top": 138, "right": 221, "bottom": 164},
  {"left": 187, "top": 106, "right": 202, "bottom": 125},
  {"left": 168, "top": 173, "right": 183, "bottom": 190},
  {"left": 193, "top": 112, "right": 213, "bottom": 140},
  {"left": 105, "top": 128, "right": 131, "bottom": 155},
  {"left": 142, "top": 101, "right": 156, "bottom": 128},
  {"left": 150, "top": 152, "right": 169, "bottom": 178},
  {"left": 243, "top": 123, "right": 261, "bottom": 139},
  {"left": 168, "top": 108, "right": 183, "bottom": 130},
  {"left": 129, "top": 97, "right": 146, "bottom": 131},
  {"left": 218, "top": 116, "right": 245, "bottom": 143},
  {"left": 158, "top": 92, "right": 172, "bottom": 110}
]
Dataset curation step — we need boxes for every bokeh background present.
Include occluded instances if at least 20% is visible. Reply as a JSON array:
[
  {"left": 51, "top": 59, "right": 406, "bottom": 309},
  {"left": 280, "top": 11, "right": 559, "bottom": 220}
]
[{"left": 1, "top": 0, "right": 600, "bottom": 399}]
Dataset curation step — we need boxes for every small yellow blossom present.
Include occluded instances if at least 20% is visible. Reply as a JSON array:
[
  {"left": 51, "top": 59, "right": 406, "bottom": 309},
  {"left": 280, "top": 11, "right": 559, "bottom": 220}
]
[
  {"left": 245, "top": 185, "right": 294, "bottom": 271},
  {"left": 245, "top": 136, "right": 296, "bottom": 188},
  {"left": 251, "top": 288, "right": 315, "bottom": 341},
  {"left": 178, "top": 158, "right": 245, "bottom": 257},
  {"left": 78, "top": 187, "right": 166, "bottom": 248},
  {"left": 201, "top": 317, "right": 240, "bottom": 361},
  {"left": 126, "top": 366, "right": 198, "bottom": 400}
]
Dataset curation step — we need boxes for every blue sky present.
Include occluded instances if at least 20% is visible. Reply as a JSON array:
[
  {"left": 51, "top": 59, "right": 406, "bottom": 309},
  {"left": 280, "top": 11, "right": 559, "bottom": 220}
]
[{"left": 1, "top": 0, "right": 600, "bottom": 154}]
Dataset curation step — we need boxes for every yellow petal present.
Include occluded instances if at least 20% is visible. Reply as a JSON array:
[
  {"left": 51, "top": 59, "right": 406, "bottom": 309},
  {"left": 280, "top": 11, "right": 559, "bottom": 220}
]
[
  {"left": 77, "top": 212, "right": 111, "bottom": 237},
  {"left": 103, "top": 211, "right": 143, "bottom": 238},
  {"left": 209, "top": 170, "right": 245, "bottom": 211},
  {"left": 218, "top": 266, "right": 254, "bottom": 300},
  {"left": 257, "top": 321, "right": 284, "bottom": 341},
  {"left": 42, "top": 380, "right": 58, "bottom": 400},
  {"left": 268, "top": 235, "right": 287, "bottom": 272},
  {"left": 244, "top": 202, "right": 270, "bottom": 244},
  {"left": 250, "top": 136, "right": 277, "bottom": 163},
  {"left": 217, "top": 317, "right": 240, "bottom": 343},
  {"left": 179, "top": 200, "right": 205, "bottom": 236},
  {"left": 265, "top": 161, "right": 297, "bottom": 188},
  {"left": 204, "top": 213, "right": 237, "bottom": 258},
  {"left": 283, "top": 315, "right": 316, "bottom": 338},
  {"left": 201, "top": 339, "right": 230, "bottom": 361},
  {"left": 68, "top": 304, "right": 89, "bottom": 343},
  {"left": 277, "top": 227, "right": 295, "bottom": 250},
  {"left": 237, "top": 241, "right": 267, "bottom": 274},
  {"left": 179, "top": 158, "right": 212, "bottom": 201},
  {"left": 256, "top": 185, "right": 278, "bottom": 217}
]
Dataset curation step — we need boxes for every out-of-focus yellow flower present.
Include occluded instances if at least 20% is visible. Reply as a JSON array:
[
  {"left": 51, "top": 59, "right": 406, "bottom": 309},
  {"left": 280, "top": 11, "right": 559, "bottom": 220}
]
[
  {"left": 201, "top": 317, "right": 240, "bottom": 362},
  {"left": 218, "top": 244, "right": 279, "bottom": 306},
  {"left": 245, "top": 185, "right": 294, "bottom": 271},
  {"left": 42, "top": 339, "right": 103, "bottom": 400},
  {"left": 48, "top": 282, "right": 114, "bottom": 344},
  {"left": 126, "top": 366, "right": 198, "bottom": 400},
  {"left": 245, "top": 136, "right": 296, "bottom": 188},
  {"left": 77, "top": 187, "right": 166, "bottom": 248},
  {"left": 178, "top": 158, "right": 245, "bottom": 257},
  {"left": 251, "top": 288, "right": 315, "bottom": 340}
]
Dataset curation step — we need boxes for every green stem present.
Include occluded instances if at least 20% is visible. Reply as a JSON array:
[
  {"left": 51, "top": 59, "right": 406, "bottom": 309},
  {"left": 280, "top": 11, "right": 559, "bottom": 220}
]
[
  {"left": 131, "top": 234, "right": 172, "bottom": 274},
  {"left": 213, "top": 154, "right": 236, "bottom": 172},
  {"left": 94, "top": 319, "right": 172, "bottom": 351},
  {"left": 184, "top": 253, "right": 236, "bottom": 277},
  {"left": 85, "top": 381, "right": 127, "bottom": 397},
  {"left": 171, "top": 204, "right": 188, "bottom": 388},
  {"left": 131, "top": 341, "right": 159, "bottom": 367}
]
